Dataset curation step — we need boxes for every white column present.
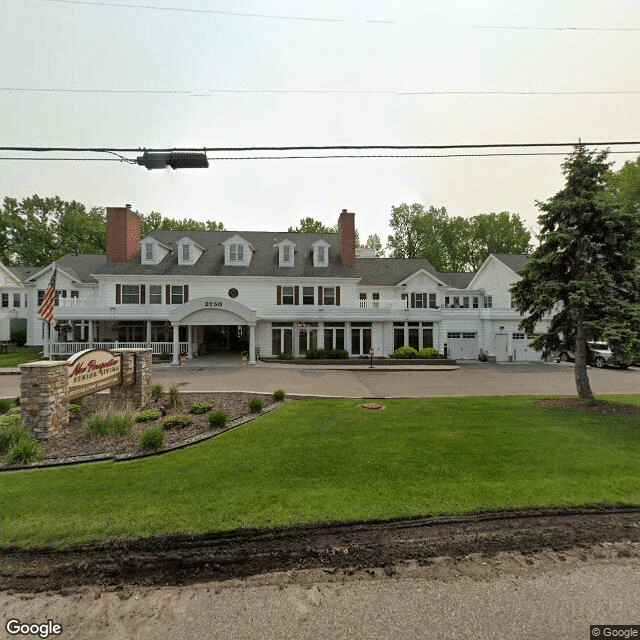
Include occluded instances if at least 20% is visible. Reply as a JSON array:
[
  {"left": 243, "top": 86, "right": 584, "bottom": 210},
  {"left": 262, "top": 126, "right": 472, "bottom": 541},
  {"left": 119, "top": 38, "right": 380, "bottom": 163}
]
[
  {"left": 88, "top": 320, "right": 94, "bottom": 347},
  {"left": 146, "top": 320, "right": 152, "bottom": 348},
  {"left": 345, "top": 322, "right": 352, "bottom": 356},
  {"left": 187, "top": 325, "right": 193, "bottom": 359},
  {"left": 171, "top": 323, "right": 180, "bottom": 366},
  {"left": 317, "top": 321, "right": 325, "bottom": 349},
  {"left": 248, "top": 324, "right": 257, "bottom": 365}
]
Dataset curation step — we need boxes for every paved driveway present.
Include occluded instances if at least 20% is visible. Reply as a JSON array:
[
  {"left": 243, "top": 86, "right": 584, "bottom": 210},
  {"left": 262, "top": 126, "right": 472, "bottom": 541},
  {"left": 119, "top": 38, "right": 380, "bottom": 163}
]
[{"left": 2, "top": 360, "right": 638, "bottom": 400}]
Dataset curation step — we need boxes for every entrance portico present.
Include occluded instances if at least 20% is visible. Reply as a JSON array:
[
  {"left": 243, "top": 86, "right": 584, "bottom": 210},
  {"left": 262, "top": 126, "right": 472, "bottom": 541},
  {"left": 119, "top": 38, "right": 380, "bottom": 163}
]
[{"left": 169, "top": 297, "right": 258, "bottom": 366}]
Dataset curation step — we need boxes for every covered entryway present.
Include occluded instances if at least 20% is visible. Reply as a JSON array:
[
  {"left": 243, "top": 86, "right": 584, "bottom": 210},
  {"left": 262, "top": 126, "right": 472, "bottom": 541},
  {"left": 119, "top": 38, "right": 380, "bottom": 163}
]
[
  {"left": 170, "top": 297, "right": 257, "bottom": 366},
  {"left": 446, "top": 331, "right": 478, "bottom": 360}
]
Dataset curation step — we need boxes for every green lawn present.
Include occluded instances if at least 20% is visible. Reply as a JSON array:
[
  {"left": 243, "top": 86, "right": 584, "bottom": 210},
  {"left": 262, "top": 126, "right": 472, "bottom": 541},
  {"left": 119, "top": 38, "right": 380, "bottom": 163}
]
[
  {"left": 2, "top": 395, "right": 640, "bottom": 548},
  {"left": 0, "top": 347, "right": 42, "bottom": 368}
]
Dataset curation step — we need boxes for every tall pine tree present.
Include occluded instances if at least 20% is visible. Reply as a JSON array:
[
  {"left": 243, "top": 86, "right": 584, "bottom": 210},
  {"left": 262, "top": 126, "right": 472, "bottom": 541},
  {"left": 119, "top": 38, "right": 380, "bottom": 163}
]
[{"left": 511, "top": 144, "right": 640, "bottom": 399}]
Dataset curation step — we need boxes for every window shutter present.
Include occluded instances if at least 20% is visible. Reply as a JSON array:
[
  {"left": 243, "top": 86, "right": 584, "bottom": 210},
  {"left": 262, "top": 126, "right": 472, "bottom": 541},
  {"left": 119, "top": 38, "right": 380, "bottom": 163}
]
[
  {"left": 411, "top": 293, "right": 416, "bottom": 308},
  {"left": 183, "top": 285, "right": 189, "bottom": 303},
  {"left": 115, "top": 284, "right": 121, "bottom": 304},
  {"left": 166, "top": 285, "right": 171, "bottom": 304},
  {"left": 336, "top": 286, "right": 341, "bottom": 306},
  {"left": 294, "top": 286, "right": 299, "bottom": 305},
  {"left": 277, "top": 285, "right": 282, "bottom": 305},
  {"left": 318, "top": 286, "right": 323, "bottom": 305},
  {"left": 140, "top": 285, "right": 145, "bottom": 305}
]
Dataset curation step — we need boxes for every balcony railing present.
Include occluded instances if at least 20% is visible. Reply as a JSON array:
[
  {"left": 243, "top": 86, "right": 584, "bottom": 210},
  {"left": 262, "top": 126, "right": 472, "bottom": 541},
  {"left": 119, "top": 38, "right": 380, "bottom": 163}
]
[
  {"left": 354, "top": 300, "right": 405, "bottom": 309},
  {"left": 57, "top": 299, "right": 100, "bottom": 308},
  {"left": 50, "top": 341, "right": 190, "bottom": 356}
]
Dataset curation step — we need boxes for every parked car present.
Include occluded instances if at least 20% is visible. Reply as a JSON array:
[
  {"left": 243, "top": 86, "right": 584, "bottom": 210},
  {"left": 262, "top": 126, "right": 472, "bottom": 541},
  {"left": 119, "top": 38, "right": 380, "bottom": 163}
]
[{"left": 559, "top": 342, "right": 629, "bottom": 369}]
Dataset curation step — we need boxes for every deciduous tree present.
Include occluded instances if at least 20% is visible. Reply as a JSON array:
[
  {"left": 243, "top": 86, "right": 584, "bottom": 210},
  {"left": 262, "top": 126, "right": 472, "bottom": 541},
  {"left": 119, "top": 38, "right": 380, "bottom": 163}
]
[{"left": 511, "top": 144, "right": 640, "bottom": 399}]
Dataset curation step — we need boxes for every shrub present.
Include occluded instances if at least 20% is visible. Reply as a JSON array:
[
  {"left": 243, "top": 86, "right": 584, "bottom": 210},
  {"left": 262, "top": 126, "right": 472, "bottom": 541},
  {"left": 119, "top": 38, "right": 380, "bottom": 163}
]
[
  {"left": 159, "top": 352, "right": 172, "bottom": 361},
  {"left": 135, "top": 408, "right": 162, "bottom": 422},
  {"left": 248, "top": 398, "right": 264, "bottom": 413},
  {"left": 85, "top": 412, "right": 135, "bottom": 438},
  {"left": 4, "top": 434, "right": 42, "bottom": 465},
  {"left": 393, "top": 346, "right": 419, "bottom": 359},
  {"left": 151, "top": 384, "right": 165, "bottom": 398},
  {"left": 276, "top": 352, "right": 294, "bottom": 360},
  {"left": 0, "top": 399, "right": 11, "bottom": 414},
  {"left": 0, "top": 420, "right": 26, "bottom": 453},
  {"left": 0, "top": 412, "right": 21, "bottom": 430},
  {"left": 10, "top": 329, "right": 27, "bottom": 347},
  {"left": 273, "top": 390, "right": 285, "bottom": 401},
  {"left": 208, "top": 411, "right": 229, "bottom": 428},
  {"left": 85, "top": 416, "right": 112, "bottom": 437},
  {"left": 14, "top": 396, "right": 21, "bottom": 407},
  {"left": 162, "top": 414, "right": 192, "bottom": 429},
  {"left": 139, "top": 427, "right": 165, "bottom": 451},
  {"left": 69, "top": 403, "right": 82, "bottom": 414},
  {"left": 327, "top": 348, "right": 349, "bottom": 359},
  {"left": 418, "top": 347, "right": 441, "bottom": 359},
  {"left": 190, "top": 402, "right": 213, "bottom": 414},
  {"left": 74, "top": 396, "right": 84, "bottom": 407},
  {"left": 167, "top": 384, "right": 180, "bottom": 408}
]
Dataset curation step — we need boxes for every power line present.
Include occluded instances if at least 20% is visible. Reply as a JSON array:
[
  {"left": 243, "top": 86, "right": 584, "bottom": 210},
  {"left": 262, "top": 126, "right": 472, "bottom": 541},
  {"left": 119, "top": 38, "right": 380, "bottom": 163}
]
[
  {"left": 3, "top": 86, "right": 640, "bottom": 96},
  {"left": 1, "top": 150, "right": 639, "bottom": 162},
  {"left": 471, "top": 25, "right": 640, "bottom": 32},
  {"left": 1, "top": 141, "right": 639, "bottom": 153},
  {"left": 41, "top": 0, "right": 395, "bottom": 23}
]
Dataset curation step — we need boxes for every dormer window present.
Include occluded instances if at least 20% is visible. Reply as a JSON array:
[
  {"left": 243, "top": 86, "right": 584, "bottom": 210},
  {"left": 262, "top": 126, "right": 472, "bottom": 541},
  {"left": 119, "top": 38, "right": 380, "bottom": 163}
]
[
  {"left": 145, "top": 243, "right": 154, "bottom": 261},
  {"left": 312, "top": 240, "right": 330, "bottom": 268},
  {"left": 182, "top": 244, "right": 190, "bottom": 262},
  {"left": 177, "top": 236, "right": 204, "bottom": 266},
  {"left": 230, "top": 244, "right": 244, "bottom": 262},
  {"left": 223, "top": 234, "right": 253, "bottom": 266},
  {"left": 276, "top": 239, "right": 295, "bottom": 267}
]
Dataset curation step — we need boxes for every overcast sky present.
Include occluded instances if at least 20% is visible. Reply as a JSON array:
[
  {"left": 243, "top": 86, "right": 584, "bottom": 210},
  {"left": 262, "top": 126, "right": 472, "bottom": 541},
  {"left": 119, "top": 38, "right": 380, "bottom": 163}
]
[{"left": 1, "top": 0, "right": 639, "bottom": 247}]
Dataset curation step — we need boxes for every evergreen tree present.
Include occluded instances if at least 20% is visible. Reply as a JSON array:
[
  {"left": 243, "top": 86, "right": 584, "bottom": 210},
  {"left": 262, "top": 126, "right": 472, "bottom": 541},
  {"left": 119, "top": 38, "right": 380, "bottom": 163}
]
[{"left": 511, "top": 144, "right": 640, "bottom": 399}]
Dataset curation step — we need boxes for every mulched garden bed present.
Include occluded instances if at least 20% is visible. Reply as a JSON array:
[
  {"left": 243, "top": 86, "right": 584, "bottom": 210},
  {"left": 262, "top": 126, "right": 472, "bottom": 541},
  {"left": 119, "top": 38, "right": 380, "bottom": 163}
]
[
  {"left": 535, "top": 398, "right": 640, "bottom": 415},
  {"left": 40, "top": 391, "right": 277, "bottom": 461}
]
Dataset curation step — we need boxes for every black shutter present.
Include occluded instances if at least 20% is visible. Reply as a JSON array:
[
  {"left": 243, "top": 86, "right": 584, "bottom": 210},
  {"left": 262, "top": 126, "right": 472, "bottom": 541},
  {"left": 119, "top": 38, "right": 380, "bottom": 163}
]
[
  {"left": 277, "top": 285, "right": 282, "bottom": 305},
  {"left": 115, "top": 284, "right": 121, "bottom": 304},
  {"left": 336, "top": 286, "right": 340, "bottom": 306},
  {"left": 411, "top": 293, "right": 415, "bottom": 308},
  {"left": 140, "top": 285, "right": 145, "bottom": 305},
  {"left": 166, "top": 285, "right": 171, "bottom": 304},
  {"left": 183, "top": 285, "right": 189, "bottom": 303},
  {"left": 294, "top": 286, "right": 300, "bottom": 305},
  {"left": 318, "top": 286, "right": 323, "bottom": 305}
]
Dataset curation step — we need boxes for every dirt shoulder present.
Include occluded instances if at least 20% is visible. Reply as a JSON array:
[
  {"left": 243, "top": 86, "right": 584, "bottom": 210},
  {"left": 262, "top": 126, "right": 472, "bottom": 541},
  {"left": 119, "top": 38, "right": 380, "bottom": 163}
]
[{"left": 2, "top": 505, "right": 639, "bottom": 594}]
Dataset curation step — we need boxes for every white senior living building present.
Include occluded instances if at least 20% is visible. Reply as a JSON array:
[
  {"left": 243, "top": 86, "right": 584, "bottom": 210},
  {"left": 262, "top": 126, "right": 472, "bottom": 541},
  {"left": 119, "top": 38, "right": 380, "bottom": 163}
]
[{"left": 0, "top": 205, "right": 549, "bottom": 365}]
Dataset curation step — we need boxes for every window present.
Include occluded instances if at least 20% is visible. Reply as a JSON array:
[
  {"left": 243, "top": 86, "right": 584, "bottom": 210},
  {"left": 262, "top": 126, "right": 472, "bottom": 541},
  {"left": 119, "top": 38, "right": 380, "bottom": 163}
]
[
  {"left": 472, "top": 296, "right": 479, "bottom": 308},
  {"left": 149, "top": 285, "right": 162, "bottom": 304},
  {"left": 1, "top": 294, "right": 7, "bottom": 308},
  {"left": 324, "top": 323, "right": 345, "bottom": 350},
  {"left": 413, "top": 293, "right": 424, "bottom": 309},
  {"left": 13, "top": 294, "right": 21, "bottom": 307},
  {"left": 453, "top": 296, "right": 460, "bottom": 307},
  {"left": 317, "top": 245, "right": 325, "bottom": 263},
  {"left": 171, "top": 285, "right": 184, "bottom": 304},
  {"left": 462, "top": 332, "right": 476, "bottom": 339},
  {"left": 462, "top": 297, "right": 469, "bottom": 308},
  {"left": 229, "top": 244, "right": 244, "bottom": 262},
  {"left": 484, "top": 295, "right": 493, "bottom": 309},
  {"left": 429, "top": 294, "right": 437, "bottom": 308},
  {"left": 372, "top": 292, "right": 380, "bottom": 308},
  {"left": 447, "top": 332, "right": 461, "bottom": 339},
  {"left": 37, "top": 290, "right": 44, "bottom": 306},
  {"left": 282, "top": 286, "right": 294, "bottom": 305},
  {"left": 359, "top": 293, "right": 367, "bottom": 300},
  {"left": 323, "top": 287, "right": 335, "bottom": 305},
  {"left": 302, "top": 287, "right": 314, "bottom": 305},
  {"left": 145, "top": 243, "right": 154, "bottom": 261},
  {"left": 228, "top": 288, "right": 239, "bottom": 299},
  {"left": 283, "top": 245, "right": 291, "bottom": 263},
  {"left": 513, "top": 332, "right": 525, "bottom": 339},
  {"left": 70, "top": 290, "right": 79, "bottom": 299},
  {"left": 122, "top": 285, "right": 140, "bottom": 304},
  {"left": 182, "top": 244, "right": 190, "bottom": 262},
  {"left": 54, "top": 290, "right": 66, "bottom": 306}
]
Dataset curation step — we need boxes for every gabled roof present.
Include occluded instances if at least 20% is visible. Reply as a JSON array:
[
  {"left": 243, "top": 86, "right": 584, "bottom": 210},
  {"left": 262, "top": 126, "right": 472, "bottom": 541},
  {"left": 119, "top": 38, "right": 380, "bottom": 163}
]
[
  {"left": 491, "top": 253, "right": 529, "bottom": 274},
  {"left": 94, "top": 230, "right": 359, "bottom": 278},
  {"left": 355, "top": 258, "right": 475, "bottom": 288},
  {"left": 0, "top": 262, "right": 24, "bottom": 284}
]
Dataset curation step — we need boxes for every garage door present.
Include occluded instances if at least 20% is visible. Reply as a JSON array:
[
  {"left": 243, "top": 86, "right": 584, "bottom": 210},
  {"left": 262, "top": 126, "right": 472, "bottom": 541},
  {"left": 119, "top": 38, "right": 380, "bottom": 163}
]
[
  {"left": 446, "top": 332, "right": 478, "bottom": 360},
  {"left": 512, "top": 332, "right": 542, "bottom": 362}
]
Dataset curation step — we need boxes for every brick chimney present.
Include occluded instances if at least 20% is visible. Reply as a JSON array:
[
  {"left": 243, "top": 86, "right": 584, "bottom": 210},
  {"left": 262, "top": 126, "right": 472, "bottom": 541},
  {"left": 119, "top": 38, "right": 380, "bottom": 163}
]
[
  {"left": 338, "top": 209, "right": 356, "bottom": 267},
  {"left": 106, "top": 205, "right": 141, "bottom": 262}
]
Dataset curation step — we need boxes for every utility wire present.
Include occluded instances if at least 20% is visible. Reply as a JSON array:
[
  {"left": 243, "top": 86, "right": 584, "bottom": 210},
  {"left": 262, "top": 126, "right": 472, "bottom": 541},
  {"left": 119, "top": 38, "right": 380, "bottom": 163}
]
[
  {"left": 471, "top": 25, "right": 640, "bottom": 32},
  {"left": 40, "top": 0, "right": 395, "bottom": 23},
  {"left": 1, "top": 141, "right": 639, "bottom": 153},
  {"left": 2, "top": 86, "right": 640, "bottom": 96},
  {"left": 1, "top": 150, "right": 639, "bottom": 162}
]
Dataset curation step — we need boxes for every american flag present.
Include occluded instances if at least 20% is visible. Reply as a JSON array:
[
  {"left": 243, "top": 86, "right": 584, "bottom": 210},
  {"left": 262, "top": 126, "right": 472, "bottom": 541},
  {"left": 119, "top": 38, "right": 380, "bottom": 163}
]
[{"left": 38, "top": 266, "right": 57, "bottom": 324}]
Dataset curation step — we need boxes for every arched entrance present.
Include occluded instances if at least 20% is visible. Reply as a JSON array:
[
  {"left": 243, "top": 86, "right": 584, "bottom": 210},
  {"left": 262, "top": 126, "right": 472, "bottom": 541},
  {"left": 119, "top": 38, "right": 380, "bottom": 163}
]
[{"left": 169, "top": 297, "right": 258, "bottom": 366}]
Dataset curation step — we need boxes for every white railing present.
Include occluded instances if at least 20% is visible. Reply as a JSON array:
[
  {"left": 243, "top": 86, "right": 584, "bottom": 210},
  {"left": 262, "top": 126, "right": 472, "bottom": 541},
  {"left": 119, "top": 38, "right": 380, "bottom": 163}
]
[
  {"left": 50, "top": 341, "right": 190, "bottom": 356},
  {"left": 354, "top": 300, "right": 406, "bottom": 310},
  {"left": 57, "top": 299, "right": 101, "bottom": 308}
]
